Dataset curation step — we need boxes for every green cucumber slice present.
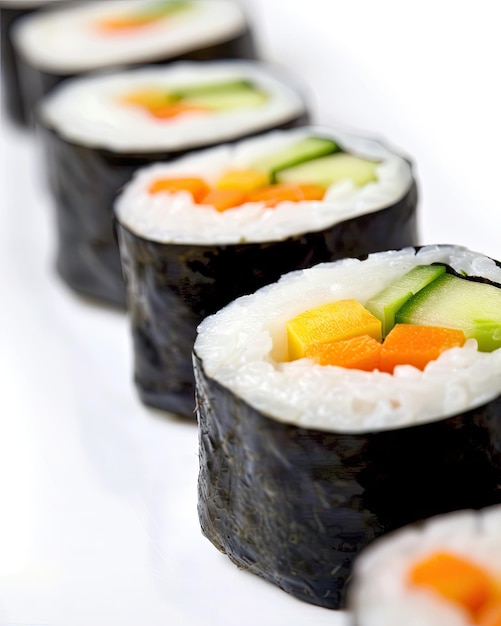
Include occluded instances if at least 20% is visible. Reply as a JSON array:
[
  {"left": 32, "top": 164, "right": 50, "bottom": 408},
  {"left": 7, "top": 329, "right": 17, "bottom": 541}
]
[
  {"left": 366, "top": 264, "right": 446, "bottom": 337},
  {"left": 171, "top": 80, "right": 256, "bottom": 99},
  {"left": 252, "top": 137, "right": 339, "bottom": 182},
  {"left": 395, "top": 273, "right": 501, "bottom": 352},
  {"left": 276, "top": 153, "right": 379, "bottom": 188},
  {"left": 182, "top": 88, "right": 268, "bottom": 111},
  {"left": 140, "top": 0, "right": 190, "bottom": 19}
]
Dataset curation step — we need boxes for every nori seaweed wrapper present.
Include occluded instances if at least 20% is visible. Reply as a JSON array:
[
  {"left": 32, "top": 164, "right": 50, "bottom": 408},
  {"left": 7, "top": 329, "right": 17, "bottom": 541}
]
[
  {"left": 0, "top": 1, "right": 69, "bottom": 126},
  {"left": 117, "top": 178, "right": 417, "bottom": 415},
  {"left": 15, "top": 19, "right": 256, "bottom": 126},
  {"left": 37, "top": 109, "right": 309, "bottom": 308},
  {"left": 1, "top": 4, "right": 31, "bottom": 125},
  {"left": 194, "top": 350, "right": 501, "bottom": 610}
]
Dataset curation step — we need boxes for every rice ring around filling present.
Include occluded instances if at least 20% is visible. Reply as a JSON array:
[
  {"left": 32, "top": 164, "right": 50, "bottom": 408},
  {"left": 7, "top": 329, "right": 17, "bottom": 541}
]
[
  {"left": 39, "top": 61, "right": 306, "bottom": 152},
  {"left": 194, "top": 245, "right": 501, "bottom": 433},
  {"left": 115, "top": 126, "right": 413, "bottom": 244}
]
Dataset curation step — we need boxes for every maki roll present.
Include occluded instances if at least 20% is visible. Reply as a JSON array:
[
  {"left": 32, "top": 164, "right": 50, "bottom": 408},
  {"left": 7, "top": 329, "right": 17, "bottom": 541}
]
[
  {"left": 349, "top": 506, "right": 501, "bottom": 626},
  {"left": 193, "top": 245, "right": 501, "bottom": 609},
  {"left": 12, "top": 0, "right": 256, "bottom": 123},
  {"left": 0, "top": 0, "right": 68, "bottom": 126},
  {"left": 37, "top": 61, "right": 308, "bottom": 307},
  {"left": 115, "top": 126, "right": 417, "bottom": 416}
]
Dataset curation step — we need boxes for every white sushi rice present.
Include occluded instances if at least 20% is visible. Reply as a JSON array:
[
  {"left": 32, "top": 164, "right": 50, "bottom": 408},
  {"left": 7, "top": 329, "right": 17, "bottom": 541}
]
[
  {"left": 115, "top": 126, "right": 412, "bottom": 244},
  {"left": 39, "top": 61, "right": 305, "bottom": 153},
  {"left": 351, "top": 506, "right": 501, "bottom": 626},
  {"left": 194, "top": 245, "right": 501, "bottom": 432},
  {"left": 13, "top": 0, "right": 247, "bottom": 73}
]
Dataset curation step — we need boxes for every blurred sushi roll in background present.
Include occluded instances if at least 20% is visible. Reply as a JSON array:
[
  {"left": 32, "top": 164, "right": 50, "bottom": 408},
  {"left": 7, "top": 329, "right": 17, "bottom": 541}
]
[
  {"left": 11, "top": 0, "right": 257, "bottom": 124},
  {"left": 194, "top": 244, "right": 501, "bottom": 609},
  {"left": 37, "top": 60, "right": 308, "bottom": 307},
  {"left": 349, "top": 506, "right": 501, "bottom": 626},
  {"left": 0, "top": 0, "right": 69, "bottom": 126},
  {"left": 115, "top": 126, "right": 417, "bottom": 416}
]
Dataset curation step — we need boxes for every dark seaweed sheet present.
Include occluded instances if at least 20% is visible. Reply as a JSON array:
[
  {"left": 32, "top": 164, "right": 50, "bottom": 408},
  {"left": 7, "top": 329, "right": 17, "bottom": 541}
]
[
  {"left": 0, "top": 3, "right": 66, "bottom": 126},
  {"left": 17, "top": 26, "right": 256, "bottom": 126},
  {"left": 117, "top": 179, "right": 418, "bottom": 416},
  {"left": 194, "top": 350, "right": 501, "bottom": 610},
  {"left": 1, "top": 6, "right": 30, "bottom": 125},
  {"left": 38, "top": 107, "right": 309, "bottom": 308}
]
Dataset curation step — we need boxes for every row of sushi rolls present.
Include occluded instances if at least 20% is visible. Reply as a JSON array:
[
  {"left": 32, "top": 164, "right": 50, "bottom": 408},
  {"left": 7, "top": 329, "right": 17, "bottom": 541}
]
[{"left": 3, "top": 0, "right": 501, "bottom": 622}]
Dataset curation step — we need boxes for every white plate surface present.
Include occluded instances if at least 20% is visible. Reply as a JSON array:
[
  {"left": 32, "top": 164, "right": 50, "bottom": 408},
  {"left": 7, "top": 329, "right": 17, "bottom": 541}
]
[{"left": 2, "top": 1, "right": 501, "bottom": 624}]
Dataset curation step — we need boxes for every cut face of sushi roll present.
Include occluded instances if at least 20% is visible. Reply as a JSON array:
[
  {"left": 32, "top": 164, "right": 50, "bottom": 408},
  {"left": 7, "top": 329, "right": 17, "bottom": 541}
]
[
  {"left": 115, "top": 126, "right": 417, "bottom": 415},
  {"left": 193, "top": 245, "right": 501, "bottom": 609},
  {"left": 0, "top": 0, "right": 69, "bottom": 126},
  {"left": 11, "top": 0, "right": 256, "bottom": 123},
  {"left": 116, "top": 126, "right": 415, "bottom": 243},
  {"left": 37, "top": 61, "right": 308, "bottom": 307},
  {"left": 350, "top": 506, "right": 501, "bottom": 626}
]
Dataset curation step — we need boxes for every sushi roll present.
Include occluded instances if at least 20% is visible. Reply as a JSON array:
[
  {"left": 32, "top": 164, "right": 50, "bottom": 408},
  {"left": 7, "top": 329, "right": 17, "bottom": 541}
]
[
  {"left": 37, "top": 60, "right": 308, "bottom": 307},
  {"left": 12, "top": 0, "right": 256, "bottom": 123},
  {"left": 349, "top": 506, "right": 501, "bottom": 626},
  {"left": 193, "top": 245, "right": 501, "bottom": 609},
  {"left": 115, "top": 126, "right": 417, "bottom": 416},
  {"left": 0, "top": 0, "right": 68, "bottom": 126}
]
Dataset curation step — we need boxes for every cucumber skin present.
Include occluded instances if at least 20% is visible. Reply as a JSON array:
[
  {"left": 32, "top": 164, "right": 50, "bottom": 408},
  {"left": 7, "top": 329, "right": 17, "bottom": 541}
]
[
  {"left": 253, "top": 137, "right": 339, "bottom": 183},
  {"left": 140, "top": 1, "right": 191, "bottom": 19},
  {"left": 276, "top": 153, "right": 378, "bottom": 188},
  {"left": 396, "top": 273, "right": 501, "bottom": 352},
  {"left": 170, "top": 79, "right": 255, "bottom": 99},
  {"left": 183, "top": 89, "right": 268, "bottom": 110},
  {"left": 366, "top": 264, "right": 446, "bottom": 337}
]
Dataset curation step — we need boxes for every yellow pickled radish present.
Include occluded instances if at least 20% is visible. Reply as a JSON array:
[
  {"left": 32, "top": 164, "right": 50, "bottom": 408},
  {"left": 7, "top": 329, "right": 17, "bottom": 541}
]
[
  {"left": 286, "top": 299, "right": 382, "bottom": 361},
  {"left": 119, "top": 88, "right": 175, "bottom": 110},
  {"left": 216, "top": 169, "right": 270, "bottom": 192}
]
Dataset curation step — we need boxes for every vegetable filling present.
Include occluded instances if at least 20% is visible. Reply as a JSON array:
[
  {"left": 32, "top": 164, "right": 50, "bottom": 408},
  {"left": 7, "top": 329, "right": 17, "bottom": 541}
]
[
  {"left": 145, "top": 136, "right": 380, "bottom": 210},
  {"left": 95, "top": 1, "right": 191, "bottom": 34},
  {"left": 119, "top": 79, "right": 269, "bottom": 120},
  {"left": 285, "top": 264, "right": 501, "bottom": 372},
  {"left": 409, "top": 551, "right": 501, "bottom": 625}
]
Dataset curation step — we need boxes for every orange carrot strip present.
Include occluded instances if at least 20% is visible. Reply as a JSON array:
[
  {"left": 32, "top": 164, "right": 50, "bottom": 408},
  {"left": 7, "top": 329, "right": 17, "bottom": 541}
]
[
  {"left": 379, "top": 324, "right": 466, "bottom": 373},
  {"left": 97, "top": 16, "right": 158, "bottom": 33},
  {"left": 148, "top": 178, "right": 210, "bottom": 202},
  {"left": 147, "top": 103, "right": 210, "bottom": 119},
  {"left": 119, "top": 91, "right": 208, "bottom": 119},
  {"left": 477, "top": 599, "right": 501, "bottom": 626},
  {"left": 247, "top": 183, "right": 325, "bottom": 208},
  {"left": 296, "top": 184, "right": 327, "bottom": 201},
  {"left": 304, "top": 334, "right": 382, "bottom": 371},
  {"left": 216, "top": 169, "right": 270, "bottom": 192},
  {"left": 201, "top": 189, "right": 248, "bottom": 212},
  {"left": 409, "top": 552, "right": 495, "bottom": 617}
]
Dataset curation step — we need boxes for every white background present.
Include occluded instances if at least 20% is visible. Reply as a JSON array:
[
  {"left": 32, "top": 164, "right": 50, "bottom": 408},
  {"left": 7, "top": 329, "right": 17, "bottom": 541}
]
[{"left": 1, "top": 1, "right": 500, "bottom": 624}]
